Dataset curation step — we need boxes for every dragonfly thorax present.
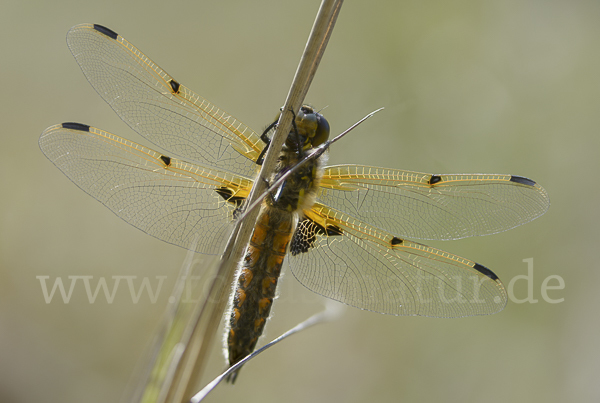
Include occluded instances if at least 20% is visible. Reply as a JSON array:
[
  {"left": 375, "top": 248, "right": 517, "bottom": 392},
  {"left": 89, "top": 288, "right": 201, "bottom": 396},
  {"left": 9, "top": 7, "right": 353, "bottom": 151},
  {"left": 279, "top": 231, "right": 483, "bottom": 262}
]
[
  {"left": 268, "top": 107, "right": 329, "bottom": 213},
  {"left": 269, "top": 151, "right": 326, "bottom": 213}
]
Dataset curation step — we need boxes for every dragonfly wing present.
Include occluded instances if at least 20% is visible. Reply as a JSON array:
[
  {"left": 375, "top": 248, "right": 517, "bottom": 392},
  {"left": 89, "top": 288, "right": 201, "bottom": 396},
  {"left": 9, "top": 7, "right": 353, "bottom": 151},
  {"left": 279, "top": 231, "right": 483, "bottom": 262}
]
[
  {"left": 66, "top": 23, "right": 263, "bottom": 177},
  {"left": 319, "top": 165, "right": 549, "bottom": 241},
  {"left": 288, "top": 202, "right": 507, "bottom": 317},
  {"left": 40, "top": 123, "right": 253, "bottom": 255}
]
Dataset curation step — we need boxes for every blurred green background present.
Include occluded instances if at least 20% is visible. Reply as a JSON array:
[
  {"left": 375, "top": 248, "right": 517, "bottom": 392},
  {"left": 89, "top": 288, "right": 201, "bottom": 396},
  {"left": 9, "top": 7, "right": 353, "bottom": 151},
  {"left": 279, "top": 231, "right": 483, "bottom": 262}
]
[{"left": 1, "top": 0, "right": 597, "bottom": 402}]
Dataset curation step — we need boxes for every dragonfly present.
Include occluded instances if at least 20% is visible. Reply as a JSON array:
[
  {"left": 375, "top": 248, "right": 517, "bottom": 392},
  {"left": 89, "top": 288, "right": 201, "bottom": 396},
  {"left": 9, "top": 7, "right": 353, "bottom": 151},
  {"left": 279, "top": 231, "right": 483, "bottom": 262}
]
[{"left": 40, "top": 24, "right": 549, "bottom": 382}]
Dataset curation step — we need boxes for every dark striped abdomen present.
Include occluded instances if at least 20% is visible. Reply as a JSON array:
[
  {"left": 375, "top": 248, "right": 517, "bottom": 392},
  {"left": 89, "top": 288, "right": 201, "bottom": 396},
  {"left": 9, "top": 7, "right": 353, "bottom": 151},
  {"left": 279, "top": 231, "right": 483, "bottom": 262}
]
[{"left": 226, "top": 207, "right": 294, "bottom": 377}]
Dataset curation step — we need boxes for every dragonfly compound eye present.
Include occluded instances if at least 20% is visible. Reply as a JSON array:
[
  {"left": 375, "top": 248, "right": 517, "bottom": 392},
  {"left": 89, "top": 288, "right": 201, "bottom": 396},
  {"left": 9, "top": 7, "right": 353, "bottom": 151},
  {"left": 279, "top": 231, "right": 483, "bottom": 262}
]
[{"left": 312, "top": 112, "right": 330, "bottom": 147}]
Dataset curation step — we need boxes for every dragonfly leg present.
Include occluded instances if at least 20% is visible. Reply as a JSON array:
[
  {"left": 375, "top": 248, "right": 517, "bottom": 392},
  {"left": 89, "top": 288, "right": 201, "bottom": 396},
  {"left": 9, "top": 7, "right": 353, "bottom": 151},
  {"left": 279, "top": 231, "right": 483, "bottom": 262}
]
[
  {"left": 256, "top": 107, "right": 301, "bottom": 165},
  {"left": 256, "top": 120, "right": 278, "bottom": 165},
  {"left": 289, "top": 108, "right": 303, "bottom": 155}
]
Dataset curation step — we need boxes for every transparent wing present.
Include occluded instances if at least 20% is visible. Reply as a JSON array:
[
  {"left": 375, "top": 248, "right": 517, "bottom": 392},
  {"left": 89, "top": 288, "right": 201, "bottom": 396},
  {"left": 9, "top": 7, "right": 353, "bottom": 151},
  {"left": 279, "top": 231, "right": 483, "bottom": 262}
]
[
  {"left": 318, "top": 165, "right": 549, "bottom": 241},
  {"left": 289, "top": 202, "right": 507, "bottom": 318},
  {"left": 66, "top": 23, "right": 264, "bottom": 178},
  {"left": 39, "top": 123, "right": 254, "bottom": 255}
]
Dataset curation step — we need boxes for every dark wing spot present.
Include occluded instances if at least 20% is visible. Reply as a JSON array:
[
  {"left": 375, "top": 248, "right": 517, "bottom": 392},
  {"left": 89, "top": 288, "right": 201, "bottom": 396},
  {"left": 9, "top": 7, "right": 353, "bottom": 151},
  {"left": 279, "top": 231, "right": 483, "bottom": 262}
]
[
  {"left": 290, "top": 218, "right": 342, "bottom": 256},
  {"left": 215, "top": 187, "right": 234, "bottom": 200},
  {"left": 160, "top": 155, "right": 171, "bottom": 167},
  {"left": 290, "top": 218, "right": 318, "bottom": 255},
  {"left": 473, "top": 263, "right": 499, "bottom": 281},
  {"left": 509, "top": 175, "right": 535, "bottom": 187},
  {"left": 215, "top": 187, "right": 246, "bottom": 208},
  {"left": 325, "top": 225, "right": 343, "bottom": 236},
  {"left": 93, "top": 24, "right": 118, "bottom": 40},
  {"left": 429, "top": 175, "right": 442, "bottom": 185},
  {"left": 391, "top": 237, "right": 403, "bottom": 246},
  {"left": 168, "top": 79, "right": 181, "bottom": 94},
  {"left": 62, "top": 122, "right": 90, "bottom": 132}
]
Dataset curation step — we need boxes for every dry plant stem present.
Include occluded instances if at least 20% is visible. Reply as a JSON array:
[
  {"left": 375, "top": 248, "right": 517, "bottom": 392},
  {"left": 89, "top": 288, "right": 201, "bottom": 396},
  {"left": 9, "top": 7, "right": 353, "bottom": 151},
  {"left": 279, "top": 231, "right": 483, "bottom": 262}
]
[
  {"left": 157, "top": 1, "right": 344, "bottom": 402},
  {"left": 190, "top": 302, "right": 345, "bottom": 402}
]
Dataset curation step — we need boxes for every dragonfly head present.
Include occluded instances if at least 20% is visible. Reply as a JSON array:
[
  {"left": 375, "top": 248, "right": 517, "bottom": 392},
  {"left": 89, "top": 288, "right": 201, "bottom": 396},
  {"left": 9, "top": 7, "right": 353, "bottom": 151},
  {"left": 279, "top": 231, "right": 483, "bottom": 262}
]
[{"left": 278, "top": 105, "right": 330, "bottom": 152}]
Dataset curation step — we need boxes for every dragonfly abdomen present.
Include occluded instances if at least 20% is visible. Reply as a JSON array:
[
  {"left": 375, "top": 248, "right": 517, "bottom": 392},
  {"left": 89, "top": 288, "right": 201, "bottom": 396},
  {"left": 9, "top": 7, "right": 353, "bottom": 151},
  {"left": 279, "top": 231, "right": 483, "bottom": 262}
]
[{"left": 226, "top": 207, "right": 294, "bottom": 380}]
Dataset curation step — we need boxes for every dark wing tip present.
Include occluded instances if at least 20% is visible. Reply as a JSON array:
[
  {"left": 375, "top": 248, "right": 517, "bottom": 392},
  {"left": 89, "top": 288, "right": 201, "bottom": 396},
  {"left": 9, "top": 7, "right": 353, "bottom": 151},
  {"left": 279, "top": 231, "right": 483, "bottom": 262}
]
[
  {"left": 61, "top": 122, "right": 90, "bottom": 132},
  {"left": 473, "top": 263, "right": 499, "bottom": 281},
  {"left": 93, "top": 24, "right": 118, "bottom": 40},
  {"left": 509, "top": 175, "right": 536, "bottom": 187}
]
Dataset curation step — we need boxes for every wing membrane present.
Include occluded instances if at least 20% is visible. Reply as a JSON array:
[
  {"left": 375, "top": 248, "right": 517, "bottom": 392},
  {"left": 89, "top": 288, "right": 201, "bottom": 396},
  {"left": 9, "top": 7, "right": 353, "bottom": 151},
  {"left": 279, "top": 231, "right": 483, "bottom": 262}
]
[
  {"left": 39, "top": 123, "right": 253, "bottom": 255},
  {"left": 66, "top": 23, "right": 263, "bottom": 177},
  {"left": 318, "top": 165, "right": 549, "bottom": 241},
  {"left": 289, "top": 202, "right": 507, "bottom": 317}
]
